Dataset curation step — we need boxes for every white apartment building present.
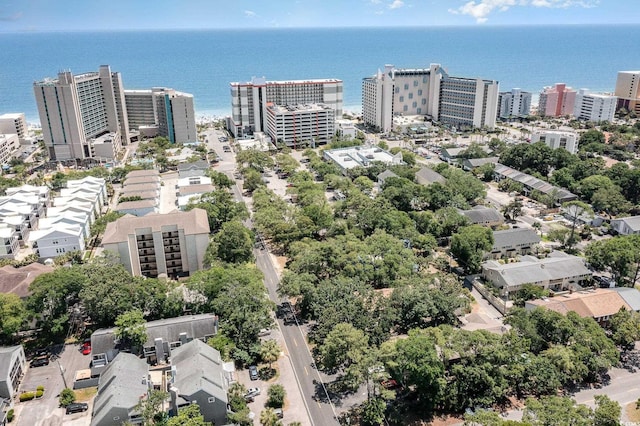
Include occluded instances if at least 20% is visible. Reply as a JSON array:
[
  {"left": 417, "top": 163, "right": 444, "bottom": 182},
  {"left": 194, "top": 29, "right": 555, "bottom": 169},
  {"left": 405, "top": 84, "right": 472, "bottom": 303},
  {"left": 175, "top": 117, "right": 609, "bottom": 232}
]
[
  {"left": 531, "top": 130, "right": 579, "bottom": 154},
  {"left": 362, "top": 63, "right": 498, "bottom": 133},
  {"left": 0, "top": 134, "right": 19, "bottom": 166},
  {"left": 265, "top": 103, "right": 335, "bottom": 147},
  {"left": 497, "top": 88, "right": 532, "bottom": 119},
  {"left": 0, "top": 224, "right": 19, "bottom": 259},
  {"left": 33, "top": 65, "right": 130, "bottom": 161},
  {"left": 30, "top": 225, "right": 85, "bottom": 260},
  {"left": 0, "top": 113, "right": 27, "bottom": 143},
  {"left": 614, "top": 71, "right": 640, "bottom": 115},
  {"left": 229, "top": 77, "right": 343, "bottom": 137},
  {"left": 573, "top": 89, "right": 617, "bottom": 122}
]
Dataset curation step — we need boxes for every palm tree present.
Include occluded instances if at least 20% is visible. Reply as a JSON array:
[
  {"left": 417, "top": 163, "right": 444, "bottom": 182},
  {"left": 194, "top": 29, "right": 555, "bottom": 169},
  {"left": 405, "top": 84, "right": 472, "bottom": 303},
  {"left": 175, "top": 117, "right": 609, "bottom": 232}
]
[
  {"left": 260, "top": 339, "right": 280, "bottom": 370},
  {"left": 260, "top": 408, "right": 282, "bottom": 426}
]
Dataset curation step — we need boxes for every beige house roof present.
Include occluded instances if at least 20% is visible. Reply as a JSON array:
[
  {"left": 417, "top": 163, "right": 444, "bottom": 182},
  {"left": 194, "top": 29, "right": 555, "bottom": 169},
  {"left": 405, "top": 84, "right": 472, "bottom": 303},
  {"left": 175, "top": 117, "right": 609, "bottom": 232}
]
[
  {"left": 0, "top": 263, "right": 54, "bottom": 298},
  {"left": 103, "top": 208, "right": 210, "bottom": 244},
  {"left": 126, "top": 169, "right": 159, "bottom": 179},
  {"left": 527, "top": 289, "right": 631, "bottom": 319}
]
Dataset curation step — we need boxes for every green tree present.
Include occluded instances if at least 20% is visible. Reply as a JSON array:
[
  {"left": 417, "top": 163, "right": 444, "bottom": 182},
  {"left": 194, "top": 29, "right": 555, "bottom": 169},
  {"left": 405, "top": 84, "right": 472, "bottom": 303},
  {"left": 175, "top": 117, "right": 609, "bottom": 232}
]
[
  {"left": 0, "top": 293, "right": 26, "bottom": 341},
  {"left": 266, "top": 384, "right": 286, "bottom": 409},
  {"left": 134, "top": 390, "right": 169, "bottom": 426},
  {"left": 186, "top": 190, "right": 248, "bottom": 233},
  {"left": 522, "top": 396, "right": 593, "bottom": 426},
  {"left": 259, "top": 408, "right": 283, "bottom": 426},
  {"left": 260, "top": 339, "right": 280, "bottom": 370},
  {"left": 562, "top": 201, "right": 592, "bottom": 249},
  {"left": 586, "top": 235, "right": 640, "bottom": 286},
  {"left": 318, "top": 322, "right": 369, "bottom": 373},
  {"left": 607, "top": 308, "right": 640, "bottom": 349},
  {"left": 114, "top": 310, "right": 148, "bottom": 350},
  {"left": 361, "top": 397, "right": 386, "bottom": 426},
  {"left": 243, "top": 168, "right": 265, "bottom": 193},
  {"left": 236, "top": 148, "right": 274, "bottom": 172},
  {"left": 513, "top": 284, "right": 549, "bottom": 307},
  {"left": 59, "top": 388, "right": 76, "bottom": 407},
  {"left": 593, "top": 394, "right": 621, "bottom": 426},
  {"left": 451, "top": 225, "right": 494, "bottom": 273},
  {"left": 167, "top": 403, "right": 211, "bottom": 426},
  {"left": 207, "top": 170, "right": 234, "bottom": 189},
  {"left": 208, "top": 220, "right": 253, "bottom": 264}
]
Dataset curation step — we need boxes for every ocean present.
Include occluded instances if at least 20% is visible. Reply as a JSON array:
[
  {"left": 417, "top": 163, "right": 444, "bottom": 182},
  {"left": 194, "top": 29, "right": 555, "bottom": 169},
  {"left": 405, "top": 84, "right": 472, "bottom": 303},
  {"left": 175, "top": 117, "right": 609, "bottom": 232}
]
[{"left": 1, "top": 25, "right": 639, "bottom": 123}]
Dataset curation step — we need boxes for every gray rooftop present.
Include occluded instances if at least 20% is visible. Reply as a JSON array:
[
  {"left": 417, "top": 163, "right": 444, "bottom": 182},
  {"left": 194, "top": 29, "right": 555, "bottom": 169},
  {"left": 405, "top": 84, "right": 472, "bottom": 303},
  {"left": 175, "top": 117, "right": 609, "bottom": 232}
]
[
  {"left": 461, "top": 206, "right": 504, "bottom": 224},
  {"left": 463, "top": 157, "right": 499, "bottom": 168},
  {"left": 91, "top": 353, "right": 149, "bottom": 426},
  {"left": 494, "top": 163, "right": 577, "bottom": 202},
  {"left": 377, "top": 170, "right": 398, "bottom": 183},
  {"left": 415, "top": 167, "right": 446, "bottom": 186},
  {"left": 91, "top": 314, "right": 218, "bottom": 358},
  {"left": 177, "top": 160, "right": 210, "bottom": 171},
  {"left": 610, "top": 287, "right": 640, "bottom": 312},
  {"left": 492, "top": 228, "right": 541, "bottom": 250},
  {"left": 171, "top": 339, "right": 228, "bottom": 404},
  {"left": 483, "top": 252, "right": 591, "bottom": 288},
  {"left": 613, "top": 215, "right": 640, "bottom": 232}
]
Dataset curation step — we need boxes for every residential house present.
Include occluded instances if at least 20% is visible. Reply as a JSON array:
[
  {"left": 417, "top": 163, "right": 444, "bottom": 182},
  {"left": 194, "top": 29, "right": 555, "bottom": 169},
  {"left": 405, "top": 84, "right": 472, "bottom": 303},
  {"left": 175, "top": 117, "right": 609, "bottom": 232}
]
[
  {"left": 176, "top": 175, "right": 212, "bottom": 189},
  {"left": 30, "top": 225, "right": 85, "bottom": 259},
  {"left": 440, "top": 146, "right": 490, "bottom": 165},
  {"left": 39, "top": 212, "right": 91, "bottom": 240},
  {"left": 376, "top": 170, "right": 398, "bottom": 186},
  {"left": 482, "top": 251, "right": 592, "bottom": 297},
  {"left": 169, "top": 339, "right": 229, "bottom": 425},
  {"left": 0, "top": 346, "right": 27, "bottom": 399},
  {"left": 102, "top": 209, "right": 210, "bottom": 278},
  {"left": 46, "top": 204, "right": 96, "bottom": 225},
  {"left": 0, "top": 263, "right": 54, "bottom": 299},
  {"left": 90, "top": 353, "right": 149, "bottom": 426},
  {"left": 486, "top": 228, "right": 541, "bottom": 260},
  {"left": 177, "top": 185, "right": 215, "bottom": 210},
  {"left": 123, "top": 175, "right": 161, "bottom": 187},
  {"left": 460, "top": 206, "right": 505, "bottom": 228},
  {"left": 415, "top": 167, "right": 446, "bottom": 186},
  {"left": 493, "top": 163, "right": 577, "bottom": 203},
  {"left": 177, "top": 160, "right": 209, "bottom": 179},
  {"left": 462, "top": 157, "right": 499, "bottom": 172},
  {"left": 0, "top": 215, "right": 30, "bottom": 247},
  {"left": 0, "top": 225, "right": 19, "bottom": 260},
  {"left": 611, "top": 215, "right": 640, "bottom": 236},
  {"left": 90, "top": 314, "right": 218, "bottom": 367},
  {"left": 5, "top": 185, "right": 50, "bottom": 206},
  {"left": 115, "top": 200, "right": 159, "bottom": 217},
  {"left": 66, "top": 177, "right": 107, "bottom": 202},
  {"left": 525, "top": 288, "right": 640, "bottom": 325},
  {"left": 120, "top": 183, "right": 160, "bottom": 198}
]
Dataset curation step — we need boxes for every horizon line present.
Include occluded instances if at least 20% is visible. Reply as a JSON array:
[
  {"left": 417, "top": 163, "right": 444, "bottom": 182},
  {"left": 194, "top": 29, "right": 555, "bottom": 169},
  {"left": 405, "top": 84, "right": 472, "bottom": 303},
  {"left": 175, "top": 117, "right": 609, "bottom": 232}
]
[{"left": 2, "top": 22, "right": 640, "bottom": 35}]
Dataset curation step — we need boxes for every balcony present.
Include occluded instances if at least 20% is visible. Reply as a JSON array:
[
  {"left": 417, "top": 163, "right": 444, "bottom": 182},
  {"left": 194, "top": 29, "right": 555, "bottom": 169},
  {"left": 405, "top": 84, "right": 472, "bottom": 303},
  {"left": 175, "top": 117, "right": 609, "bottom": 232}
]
[
  {"left": 164, "top": 245, "right": 181, "bottom": 254},
  {"left": 136, "top": 234, "right": 152, "bottom": 242},
  {"left": 162, "top": 238, "right": 180, "bottom": 246},
  {"left": 137, "top": 241, "right": 155, "bottom": 249}
]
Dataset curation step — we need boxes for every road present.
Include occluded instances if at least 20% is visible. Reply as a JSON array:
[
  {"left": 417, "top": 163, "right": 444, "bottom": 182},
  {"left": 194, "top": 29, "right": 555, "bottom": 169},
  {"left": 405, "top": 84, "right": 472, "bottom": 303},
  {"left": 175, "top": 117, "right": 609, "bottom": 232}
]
[{"left": 206, "top": 127, "right": 338, "bottom": 426}]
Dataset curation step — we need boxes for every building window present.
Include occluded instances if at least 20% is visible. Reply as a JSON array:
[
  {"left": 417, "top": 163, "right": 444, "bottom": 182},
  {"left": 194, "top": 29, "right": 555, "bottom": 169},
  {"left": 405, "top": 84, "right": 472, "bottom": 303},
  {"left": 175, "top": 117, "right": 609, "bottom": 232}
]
[
  {"left": 414, "top": 80, "right": 419, "bottom": 87},
  {"left": 418, "top": 89, "right": 422, "bottom": 96},
  {"left": 404, "top": 84, "right": 409, "bottom": 90},
  {"left": 403, "top": 105, "right": 408, "bottom": 112},
  {"left": 408, "top": 93, "right": 413, "bottom": 99},
  {"left": 399, "top": 96, "right": 404, "bottom": 102},
  {"left": 208, "top": 397, "right": 215, "bottom": 403}
]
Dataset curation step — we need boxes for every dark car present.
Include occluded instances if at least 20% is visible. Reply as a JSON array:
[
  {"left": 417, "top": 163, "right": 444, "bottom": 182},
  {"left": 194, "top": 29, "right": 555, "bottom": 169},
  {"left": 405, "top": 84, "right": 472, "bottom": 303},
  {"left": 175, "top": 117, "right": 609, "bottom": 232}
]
[
  {"left": 66, "top": 402, "right": 89, "bottom": 414},
  {"left": 30, "top": 356, "right": 50, "bottom": 367},
  {"left": 249, "top": 365, "right": 259, "bottom": 381}
]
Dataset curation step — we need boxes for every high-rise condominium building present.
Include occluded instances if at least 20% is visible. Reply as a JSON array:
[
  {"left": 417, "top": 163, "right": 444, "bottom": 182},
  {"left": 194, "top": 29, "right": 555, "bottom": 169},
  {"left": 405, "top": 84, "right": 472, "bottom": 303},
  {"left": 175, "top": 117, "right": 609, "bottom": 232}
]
[
  {"left": 362, "top": 64, "right": 499, "bottom": 133},
  {"left": 538, "top": 83, "right": 576, "bottom": 117},
  {"left": 265, "top": 103, "right": 335, "bottom": 148},
  {"left": 573, "top": 89, "right": 617, "bottom": 122},
  {"left": 0, "top": 113, "right": 27, "bottom": 143},
  {"left": 228, "top": 77, "right": 343, "bottom": 138},
  {"left": 497, "top": 88, "right": 532, "bottom": 119},
  {"left": 124, "top": 88, "right": 197, "bottom": 144},
  {"left": 614, "top": 71, "right": 640, "bottom": 115},
  {"left": 33, "top": 65, "right": 130, "bottom": 161}
]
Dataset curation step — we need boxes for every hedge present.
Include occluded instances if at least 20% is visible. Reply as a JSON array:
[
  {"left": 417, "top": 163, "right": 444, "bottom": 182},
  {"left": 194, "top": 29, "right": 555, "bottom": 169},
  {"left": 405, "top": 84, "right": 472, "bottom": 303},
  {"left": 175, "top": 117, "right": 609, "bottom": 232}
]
[
  {"left": 19, "top": 392, "right": 35, "bottom": 401},
  {"left": 36, "top": 385, "right": 44, "bottom": 392}
]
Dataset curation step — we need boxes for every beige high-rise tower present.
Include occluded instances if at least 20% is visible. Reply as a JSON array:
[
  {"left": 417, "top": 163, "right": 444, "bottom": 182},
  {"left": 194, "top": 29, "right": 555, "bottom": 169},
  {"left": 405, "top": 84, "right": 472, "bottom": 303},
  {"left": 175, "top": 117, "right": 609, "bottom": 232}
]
[
  {"left": 33, "top": 65, "right": 130, "bottom": 161},
  {"left": 614, "top": 71, "right": 640, "bottom": 115}
]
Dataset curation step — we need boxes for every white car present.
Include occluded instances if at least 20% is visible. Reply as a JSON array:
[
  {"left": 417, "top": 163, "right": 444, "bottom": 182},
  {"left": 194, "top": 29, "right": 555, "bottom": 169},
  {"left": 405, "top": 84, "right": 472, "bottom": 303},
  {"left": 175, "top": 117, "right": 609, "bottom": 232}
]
[{"left": 246, "top": 387, "right": 261, "bottom": 397}]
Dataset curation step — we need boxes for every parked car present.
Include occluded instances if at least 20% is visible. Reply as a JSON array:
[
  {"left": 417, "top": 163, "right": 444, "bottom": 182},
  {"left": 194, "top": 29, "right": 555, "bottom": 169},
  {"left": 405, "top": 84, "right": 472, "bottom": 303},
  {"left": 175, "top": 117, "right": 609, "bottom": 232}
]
[
  {"left": 81, "top": 342, "right": 91, "bottom": 355},
  {"left": 274, "top": 408, "right": 283, "bottom": 419},
  {"left": 30, "top": 356, "right": 50, "bottom": 367},
  {"left": 244, "top": 387, "right": 261, "bottom": 401},
  {"left": 249, "top": 365, "right": 259, "bottom": 381},
  {"left": 381, "top": 379, "right": 401, "bottom": 390},
  {"left": 66, "top": 402, "right": 89, "bottom": 414},
  {"left": 223, "top": 145, "right": 231, "bottom": 152}
]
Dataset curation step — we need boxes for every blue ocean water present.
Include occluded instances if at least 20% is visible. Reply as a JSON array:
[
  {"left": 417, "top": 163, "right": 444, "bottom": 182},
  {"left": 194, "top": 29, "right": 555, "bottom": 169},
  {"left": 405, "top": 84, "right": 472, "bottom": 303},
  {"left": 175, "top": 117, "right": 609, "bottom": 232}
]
[{"left": 1, "top": 25, "right": 639, "bottom": 123}]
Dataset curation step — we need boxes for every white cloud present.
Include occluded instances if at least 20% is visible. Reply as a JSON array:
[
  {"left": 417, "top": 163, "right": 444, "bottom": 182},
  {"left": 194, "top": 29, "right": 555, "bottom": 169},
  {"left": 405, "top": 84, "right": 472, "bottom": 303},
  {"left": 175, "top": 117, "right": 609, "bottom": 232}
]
[
  {"left": 244, "top": 10, "right": 257, "bottom": 18},
  {"left": 449, "top": 0, "right": 598, "bottom": 23},
  {"left": 389, "top": 0, "right": 404, "bottom": 9}
]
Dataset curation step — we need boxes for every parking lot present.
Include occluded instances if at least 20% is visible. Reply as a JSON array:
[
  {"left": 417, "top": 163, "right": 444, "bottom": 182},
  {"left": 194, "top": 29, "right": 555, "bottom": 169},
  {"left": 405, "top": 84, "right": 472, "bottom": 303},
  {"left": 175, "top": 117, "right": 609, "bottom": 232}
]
[{"left": 15, "top": 344, "right": 93, "bottom": 426}]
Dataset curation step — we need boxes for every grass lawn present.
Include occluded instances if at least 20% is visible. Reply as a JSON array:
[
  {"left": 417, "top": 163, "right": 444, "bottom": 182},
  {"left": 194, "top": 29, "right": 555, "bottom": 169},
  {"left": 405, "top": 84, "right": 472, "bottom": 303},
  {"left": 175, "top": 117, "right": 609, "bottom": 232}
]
[{"left": 75, "top": 387, "right": 98, "bottom": 402}]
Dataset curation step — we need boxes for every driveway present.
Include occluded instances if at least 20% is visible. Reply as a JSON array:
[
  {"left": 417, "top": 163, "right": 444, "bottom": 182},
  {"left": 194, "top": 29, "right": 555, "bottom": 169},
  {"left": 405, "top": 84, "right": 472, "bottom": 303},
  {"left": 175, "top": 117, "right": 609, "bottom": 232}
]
[{"left": 15, "top": 344, "right": 92, "bottom": 426}]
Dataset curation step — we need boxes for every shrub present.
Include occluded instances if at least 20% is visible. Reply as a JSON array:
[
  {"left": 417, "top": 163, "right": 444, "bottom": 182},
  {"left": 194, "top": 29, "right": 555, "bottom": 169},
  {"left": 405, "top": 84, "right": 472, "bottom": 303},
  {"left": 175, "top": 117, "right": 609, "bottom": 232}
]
[
  {"left": 59, "top": 388, "right": 76, "bottom": 407},
  {"left": 19, "top": 392, "right": 35, "bottom": 402},
  {"left": 266, "top": 384, "right": 286, "bottom": 408},
  {"left": 35, "top": 390, "right": 44, "bottom": 398},
  {"left": 7, "top": 409, "right": 14, "bottom": 422},
  {"left": 36, "top": 385, "right": 44, "bottom": 392}
]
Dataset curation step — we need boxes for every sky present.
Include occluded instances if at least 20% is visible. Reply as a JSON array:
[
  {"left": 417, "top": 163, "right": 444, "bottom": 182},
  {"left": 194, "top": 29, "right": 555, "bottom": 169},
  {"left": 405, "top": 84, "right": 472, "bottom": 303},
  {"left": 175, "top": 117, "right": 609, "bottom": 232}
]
[{"left": 0, "top": 0, "right": 638, "bottom": 32}]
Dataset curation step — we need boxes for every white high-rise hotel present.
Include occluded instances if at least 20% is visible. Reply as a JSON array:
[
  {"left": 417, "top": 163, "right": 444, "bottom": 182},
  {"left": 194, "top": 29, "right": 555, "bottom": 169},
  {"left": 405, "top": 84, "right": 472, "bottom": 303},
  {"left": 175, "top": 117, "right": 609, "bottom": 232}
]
[
  {"left": 362, "top": 64, "right": 499, "bottom": 133},
  {"left": 228, "top": 77, "right": 343, "bottom": 138}
]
